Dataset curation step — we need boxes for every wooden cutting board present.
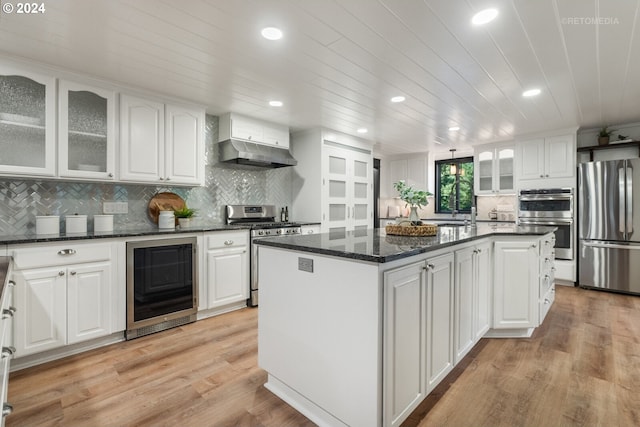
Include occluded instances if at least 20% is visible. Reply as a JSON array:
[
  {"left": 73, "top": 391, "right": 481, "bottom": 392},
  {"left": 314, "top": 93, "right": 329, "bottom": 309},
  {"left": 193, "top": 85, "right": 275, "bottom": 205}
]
[{"left": 148, "top": 192, "right": 186, "bottom": 224}]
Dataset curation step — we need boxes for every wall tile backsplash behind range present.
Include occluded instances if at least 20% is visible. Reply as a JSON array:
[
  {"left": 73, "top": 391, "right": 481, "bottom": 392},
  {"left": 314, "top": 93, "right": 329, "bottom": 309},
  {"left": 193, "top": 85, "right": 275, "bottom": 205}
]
[{"left": 0, "top": 115, "right": 293, "bottom": 235}]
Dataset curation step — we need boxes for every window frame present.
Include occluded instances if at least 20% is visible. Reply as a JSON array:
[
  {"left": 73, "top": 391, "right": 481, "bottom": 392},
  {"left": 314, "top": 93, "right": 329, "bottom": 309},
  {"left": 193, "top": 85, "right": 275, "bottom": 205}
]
[{"left": 435, "top": 156, "right": 474, "bottom": 214}]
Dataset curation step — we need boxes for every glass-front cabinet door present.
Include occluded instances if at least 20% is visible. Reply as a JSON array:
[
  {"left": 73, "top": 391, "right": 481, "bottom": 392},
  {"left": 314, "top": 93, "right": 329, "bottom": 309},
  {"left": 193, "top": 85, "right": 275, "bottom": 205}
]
[
  {"left": 476, "top": 149, "right": 495, "bottom": 194},
  {"left": 496, "top": 147, "right": 514, "bottom": 193},
  {"left": 58, "top": 80, "right": 116, "bottom": 180},
  {"left": 0, "top": 67, "right": 55, "bottom": 176}
]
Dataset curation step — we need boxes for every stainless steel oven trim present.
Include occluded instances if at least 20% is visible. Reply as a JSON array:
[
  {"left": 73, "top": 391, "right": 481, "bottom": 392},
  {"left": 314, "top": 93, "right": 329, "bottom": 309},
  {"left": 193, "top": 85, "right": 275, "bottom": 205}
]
[
  {"left": 126, "top": 236, "right": 198, "bottom": 334},
  {"left": 518, "top": 218, "right": 574, "bottom": 260}
]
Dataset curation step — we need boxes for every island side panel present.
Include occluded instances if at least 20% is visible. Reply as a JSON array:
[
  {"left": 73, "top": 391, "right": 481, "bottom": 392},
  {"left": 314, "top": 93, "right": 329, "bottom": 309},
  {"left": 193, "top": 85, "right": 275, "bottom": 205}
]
[{"left": 258, "top": 246, "right": 382, "bottom": 427}]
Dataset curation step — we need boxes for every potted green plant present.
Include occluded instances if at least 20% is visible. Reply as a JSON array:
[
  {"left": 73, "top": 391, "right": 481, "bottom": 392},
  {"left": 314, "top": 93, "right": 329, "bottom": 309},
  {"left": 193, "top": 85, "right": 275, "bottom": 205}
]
[
  {"left": 393, "top": 180, "right": 432, "bottom": 225},
  {"left": 598, "top": 126, "right": 616, "bottom": 146},
  {"left": 173, "top": 206, "right": 197, "bottom": 228}
]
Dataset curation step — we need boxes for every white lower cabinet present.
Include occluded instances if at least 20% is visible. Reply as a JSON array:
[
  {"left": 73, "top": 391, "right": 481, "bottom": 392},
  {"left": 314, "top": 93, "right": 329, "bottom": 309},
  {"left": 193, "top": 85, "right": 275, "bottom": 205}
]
[
  {"left": 11, "top": 242, "right": 118, "bottom": 357},
  {"left": 202, "top": 230, "right": 249, "bottom": 311},
  {"left": 383, "top": 252, "right": 454, "bottom": 427},
  {"left": 492, "top": 237, "right": 539, "bottom": 331},
  {"left": 454, "top": 240, "right": 491, "bottom": 363}
]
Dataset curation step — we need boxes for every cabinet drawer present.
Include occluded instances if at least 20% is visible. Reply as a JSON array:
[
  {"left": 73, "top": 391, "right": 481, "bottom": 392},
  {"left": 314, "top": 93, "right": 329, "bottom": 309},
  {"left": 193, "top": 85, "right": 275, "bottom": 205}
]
[
  {"left": 11, "top": 243, "right": 112, "bottom": 269},
  {"left": 539, "top": 285, "right": 555, "bottom": 324},
  {"left": 206, "top": 230, "right": 249, "bottom": 249}
]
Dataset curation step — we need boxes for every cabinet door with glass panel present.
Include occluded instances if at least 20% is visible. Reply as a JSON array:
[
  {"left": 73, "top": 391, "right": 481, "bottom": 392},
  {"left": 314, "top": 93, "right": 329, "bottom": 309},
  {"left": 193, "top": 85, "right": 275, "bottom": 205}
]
[
  {"left": 474, "top": 143, "right": 514, "bottom": 195},
  {"left": 58, "top": 80, "right": 116, "bottom": 180},
  {"left": 0, "top": 66, "right": 56, "bottom": 176}
]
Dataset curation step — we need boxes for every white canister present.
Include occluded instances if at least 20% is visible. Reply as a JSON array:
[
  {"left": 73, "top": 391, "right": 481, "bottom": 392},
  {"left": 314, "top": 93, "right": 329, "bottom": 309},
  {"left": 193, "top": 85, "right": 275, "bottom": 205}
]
[
  {"left": 94, "top": 215, "right": 114, "bottom": 233},
  {"left": 158, "top": 210, "right": 176, "bottom": 229},
  {"left": 36, "top": 215, "right": 60, "bottom": 235},
  {"left": 66, "top": 215, "right": 88, "bottom": 234}
]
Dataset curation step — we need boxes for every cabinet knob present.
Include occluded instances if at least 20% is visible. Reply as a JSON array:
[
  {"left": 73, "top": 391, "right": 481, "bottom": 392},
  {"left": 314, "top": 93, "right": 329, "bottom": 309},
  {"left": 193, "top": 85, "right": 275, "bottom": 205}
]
[
  {"left": 530, "top": 244, "right": 537, "bottom": 248},
  {"left": 1, "top": 346, "right": 15, "bottom": 358},
  {"left": 424, "top": 263, "right": 435, "bottom": 271},
  {"left": 2, "top": 307, "right": 16, "bottom": 319},
  {"left": 544, "top": 298, "right": 551, "bottom": 305},
  {"left": 165, "top": 177, "right": 170, "bottom": 181},
  {"left": 2, "top": 403, "right": 13, "bottom": 417},
  {"left": 224, "top": 240, "right": 233, "bottom": 246},
  {"left": 8, "top": 280, "right": 15, "bottom": 287},
  {"left": 70, "top": 271, "right": 77, "bottom": 276},
  {"left": 57, "top": 249, "right": 77, "bottom": 256},
  {"left": 540, "top": 174, "right": 544, "bottom": 178},
  {"left": 59, "top": 271, "right": 65, "bottom": 276},
  {"left": 545, "top": 174, "right": 549, "bottom": 177},
  {"left": 159, "top": 177, "right": 164, "bottom": 181},
  {"left": 308, "top": 230, "right": 314, "bottom": 234},
  {"left": 108, "top": 173, "right": 114, "bottom": 178},
  {"left": 248, "top": 135, "right": 252, "bottom": 140}
]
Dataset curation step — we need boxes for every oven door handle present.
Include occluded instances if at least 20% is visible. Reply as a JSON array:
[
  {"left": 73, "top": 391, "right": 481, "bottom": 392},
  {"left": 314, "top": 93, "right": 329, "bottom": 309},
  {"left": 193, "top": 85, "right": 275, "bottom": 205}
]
[
  {"left": 519, "top": 219, "right": 573, "bottom": 225},
  {"left": 518, "top": 195, "right": 573, "bottom": 201}
]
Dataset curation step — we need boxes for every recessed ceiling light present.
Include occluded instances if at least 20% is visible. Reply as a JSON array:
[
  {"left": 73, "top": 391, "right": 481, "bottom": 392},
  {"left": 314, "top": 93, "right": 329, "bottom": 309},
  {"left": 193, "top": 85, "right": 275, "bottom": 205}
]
[
  {"left": 449, "top": 126, "right": 460, "bottom": 131},
  {"left": 472, "top": 8, "right": 499, "bottom": 25},
  {"left": 522, "top": 88, "right": 541, "bottom": 97},
  {"left": 357, "top": 128, "right": 368, "bottom": 134},
  {"left": 269, "top": 100, "right": 283, "bottom": 107},
  {"left": 390, "top": 96, "right": 406, "bottom": 103},
  {"left": 261, "top": 27, "right": 283, "bottom": 40}
]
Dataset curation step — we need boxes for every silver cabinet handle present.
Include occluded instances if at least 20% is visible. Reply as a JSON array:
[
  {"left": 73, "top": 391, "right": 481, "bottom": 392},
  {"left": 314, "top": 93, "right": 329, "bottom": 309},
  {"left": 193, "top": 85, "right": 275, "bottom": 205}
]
[
  {"left": 166, "top": 177, "right": 170, "bottom": 181},
  {"left": 2, "top": 403, "right": 13, "bottom": 417},
  {"left": 540, "top": 174, "right": 544, "bottom": 178},
  {"left": 70, "top": 271, "right": 77, "bottom": 276},
  {"left": 108, "top": 173, "right": 114, "bottom": 177},
  {"left": 424, "top": 263, "right": 435, "bottom": 271},
  {"left": 1, "top": 346, "right": 15, "bottom": 358},
  {"left": 57, "top": 249, "right": 76, "bottom": 256},
  {"left": 159, "top": 177, "right": 164, "bottom": 180},
  {"left": 59, "top": 271, "right": 65, "bottom": 276},
  {"left": 224, "top": 240, "right": 233, "bottom": 246},
  {"left": 544, "top": 298, "right": 551, "bottom": 304},
  {"left": 530, "top": 243, "right": 537, "bottom": 248},
  {"left": 8, "top": 280, "right": 15, "bottom": 287}
]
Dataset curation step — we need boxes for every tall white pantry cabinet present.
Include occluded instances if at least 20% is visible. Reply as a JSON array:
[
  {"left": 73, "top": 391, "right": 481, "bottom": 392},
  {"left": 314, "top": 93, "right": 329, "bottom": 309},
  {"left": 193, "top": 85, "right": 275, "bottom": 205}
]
[{"left": 291, "top": 129, "right": 374, "bottom": 233}]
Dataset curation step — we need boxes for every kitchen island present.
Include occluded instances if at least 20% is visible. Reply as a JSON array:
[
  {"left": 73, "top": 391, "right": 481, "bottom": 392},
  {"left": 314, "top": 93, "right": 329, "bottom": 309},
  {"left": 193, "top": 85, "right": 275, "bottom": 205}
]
[{"left": 256, "top": 224, "right": 556, "bottom": 427}]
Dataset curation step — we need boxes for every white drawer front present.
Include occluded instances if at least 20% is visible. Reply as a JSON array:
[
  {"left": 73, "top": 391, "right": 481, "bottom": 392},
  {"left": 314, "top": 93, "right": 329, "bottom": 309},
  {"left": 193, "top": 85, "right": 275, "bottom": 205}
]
[
  {"left": 11, "top": 243, "right": 112, "bottom": 269},
  {"left": 206, "top": 230, "right": 249, "bottom": 249}
]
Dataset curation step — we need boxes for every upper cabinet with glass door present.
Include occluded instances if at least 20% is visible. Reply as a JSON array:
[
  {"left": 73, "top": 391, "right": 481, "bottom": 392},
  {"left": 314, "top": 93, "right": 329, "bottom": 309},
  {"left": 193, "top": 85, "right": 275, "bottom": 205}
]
[
  {"left": 0, "top": 67, "right": 56, "bottom": 177},
  {"left": 58, "top": 80, "right": 116, "bottom": 180},
  {"left": 474, "top": 142, "right": 515, "bottom": 195}
]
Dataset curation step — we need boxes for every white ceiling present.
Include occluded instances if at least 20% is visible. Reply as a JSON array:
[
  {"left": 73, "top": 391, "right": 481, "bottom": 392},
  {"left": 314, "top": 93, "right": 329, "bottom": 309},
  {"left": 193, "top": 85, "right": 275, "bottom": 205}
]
[{"left": 1, "top": 0, "right": 639, "bottom": 156}]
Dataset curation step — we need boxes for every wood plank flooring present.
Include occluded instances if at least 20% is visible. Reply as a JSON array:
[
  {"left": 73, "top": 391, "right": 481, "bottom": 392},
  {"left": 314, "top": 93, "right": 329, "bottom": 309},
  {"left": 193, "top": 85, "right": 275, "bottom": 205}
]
[{"left": 7, "top": 285, "right": 640, "bottom": 427}]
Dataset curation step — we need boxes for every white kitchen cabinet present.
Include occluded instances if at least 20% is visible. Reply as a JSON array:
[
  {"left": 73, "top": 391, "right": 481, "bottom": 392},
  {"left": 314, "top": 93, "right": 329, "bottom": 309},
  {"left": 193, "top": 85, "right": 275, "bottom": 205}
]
[
  {"left": 383, "top": 251, "right": 454, "bottom": 427},
  {"left": 383, "top": 261, "right": 426, "bottom": 427},
  {"left": 454, "top": 240, "right": 492, "bottom": 363},
  {"left": 58, "top": 80, "right": 116, "bottom": 180},
  {"left": 387, "top": 155, "right": 428, "bottom": 196},
  {"left": 0, "top": 66, "right": 56, "bottom": 177},
  {"left": 11, "top": 242, "right": 117, "bottom": 357},
  {"left": 292, "top": 129, "right": 374, "bottom": 233},
  {"left": 516, "top": 134, "right": 575, "bottom": 184},
  {"left": 120, "top": 94, "right": 204, "bottom": 186},
  {"left": 203, "top": 230, "right": 249, "bottom": 311},
  {"left": 492, "top": 237, "right": 539, "bottom": 333},
  {"left": 424, "top": 252, "right": 455, "bottom": 393},
  {"left": 474, "top": 143, "right": 514, "bottom": 195},
  {"left": 218, "top": 112, "right": 290, "bottom": 148},
  {"left": 539, "top": 233, "right": 556, "bottom": 324},
  {"left": 300, "top": 224, "right": 321, "bottom": 235}
]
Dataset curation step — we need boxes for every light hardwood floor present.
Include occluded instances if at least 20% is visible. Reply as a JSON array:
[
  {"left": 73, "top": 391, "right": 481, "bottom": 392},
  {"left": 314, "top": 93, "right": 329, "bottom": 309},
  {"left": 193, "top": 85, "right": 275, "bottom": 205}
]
[{"left": 7, "top": 286, "right": 640, "bottom": 427}]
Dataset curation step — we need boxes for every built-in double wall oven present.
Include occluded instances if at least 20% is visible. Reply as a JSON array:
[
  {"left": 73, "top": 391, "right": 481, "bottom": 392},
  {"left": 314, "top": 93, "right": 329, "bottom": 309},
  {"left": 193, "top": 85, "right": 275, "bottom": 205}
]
[{"left": 518, "top": 188, "right": 574, "bottom": 260}]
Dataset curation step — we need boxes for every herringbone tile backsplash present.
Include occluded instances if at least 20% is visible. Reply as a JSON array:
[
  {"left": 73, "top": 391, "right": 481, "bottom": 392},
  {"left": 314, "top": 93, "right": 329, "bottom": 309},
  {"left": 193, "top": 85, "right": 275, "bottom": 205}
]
[{"left": 0, "top": 115, "right": 293, "bottom": 235}]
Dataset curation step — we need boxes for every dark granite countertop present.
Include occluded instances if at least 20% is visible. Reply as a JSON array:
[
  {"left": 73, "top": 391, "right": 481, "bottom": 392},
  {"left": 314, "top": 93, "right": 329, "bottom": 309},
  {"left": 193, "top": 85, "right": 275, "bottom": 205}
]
[
  {"left": 0, "top": 256, "right": 12, "bottom": 302},
  {"left": 0, "top": 221, "right": 323, "bottom": 245},
  {"left": 256, "top": 223, "right": 556, "bottom": 263}
]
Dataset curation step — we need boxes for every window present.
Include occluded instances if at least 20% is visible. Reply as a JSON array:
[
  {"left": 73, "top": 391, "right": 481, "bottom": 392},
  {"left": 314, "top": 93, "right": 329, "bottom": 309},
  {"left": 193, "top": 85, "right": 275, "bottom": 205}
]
[{"left": 435, "top": 156, "right": 474, "bottom": 214}]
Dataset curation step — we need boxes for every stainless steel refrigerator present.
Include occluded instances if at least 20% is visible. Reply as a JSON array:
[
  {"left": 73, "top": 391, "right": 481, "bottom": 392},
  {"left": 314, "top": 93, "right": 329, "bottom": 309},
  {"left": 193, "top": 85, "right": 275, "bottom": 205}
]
[{"left": 578, "top": 159, "right": 640, "bottom": 294}]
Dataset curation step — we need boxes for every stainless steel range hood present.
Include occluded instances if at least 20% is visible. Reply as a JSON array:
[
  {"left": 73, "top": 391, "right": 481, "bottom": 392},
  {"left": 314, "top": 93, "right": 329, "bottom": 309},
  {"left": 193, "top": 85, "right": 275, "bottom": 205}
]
[{"left": 218, "top": 139, "right": 297, "bottom": 168}]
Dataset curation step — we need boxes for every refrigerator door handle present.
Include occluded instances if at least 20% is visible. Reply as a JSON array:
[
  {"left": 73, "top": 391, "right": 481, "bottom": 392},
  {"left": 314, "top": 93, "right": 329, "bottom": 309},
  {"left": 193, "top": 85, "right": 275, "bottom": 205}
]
[
  {"left": 582, "top": 241, "right": 640, "bottom": 250},
  {"left": 619, "top": 168, "right": 626, "bottom": 234},
  {"left": 627, "top": 166, "right": 633, "bottom": 235}
]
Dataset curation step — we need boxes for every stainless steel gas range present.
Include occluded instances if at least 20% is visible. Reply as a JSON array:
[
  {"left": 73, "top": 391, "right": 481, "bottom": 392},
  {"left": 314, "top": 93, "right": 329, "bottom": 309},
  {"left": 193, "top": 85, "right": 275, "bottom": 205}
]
[{"left": 226, "top": 205, "right": 301, "bottom": 306}]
